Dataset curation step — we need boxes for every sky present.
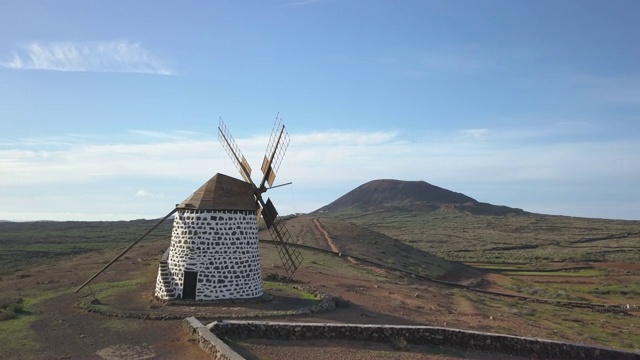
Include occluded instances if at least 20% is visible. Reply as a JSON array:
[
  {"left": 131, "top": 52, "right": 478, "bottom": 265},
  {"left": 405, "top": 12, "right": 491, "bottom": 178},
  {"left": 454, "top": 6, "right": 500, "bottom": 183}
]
[{"left": 1, "top": 0, "right": 639, "bottom": 221}]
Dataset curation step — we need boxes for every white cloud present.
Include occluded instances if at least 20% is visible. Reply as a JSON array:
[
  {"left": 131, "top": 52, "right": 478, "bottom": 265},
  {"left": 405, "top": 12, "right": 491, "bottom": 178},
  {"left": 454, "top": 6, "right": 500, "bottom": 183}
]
[
  {"left": 1, "top": 127, "right": 639, "bottom": 221},
  {"left": 1, "top": 40, "right": 172, "bottom": 75},
  {"left": 129, "top": 129, "right": 201, "bottom": 140},
  {"left": 134, "top": 189, "right": 166, "bottom": 199},
  {"left": 295, "top": 130, "right": 400, "bottom": 146},
  {"left": 135, "top": 190, "right": 150, "bottom": 198}
]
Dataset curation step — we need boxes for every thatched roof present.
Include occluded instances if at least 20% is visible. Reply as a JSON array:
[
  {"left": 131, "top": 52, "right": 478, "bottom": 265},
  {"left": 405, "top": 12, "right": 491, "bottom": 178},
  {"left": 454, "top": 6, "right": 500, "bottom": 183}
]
[{"left": 177, "top": 173, "right": 256, "bottom": 211}]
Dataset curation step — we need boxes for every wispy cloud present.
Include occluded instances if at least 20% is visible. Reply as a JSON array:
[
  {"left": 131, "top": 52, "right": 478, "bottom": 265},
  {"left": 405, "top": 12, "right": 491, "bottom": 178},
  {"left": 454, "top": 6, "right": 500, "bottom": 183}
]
[
  {"left": 1, "top": 127, "right": 637, "bottom": 186},
  {"left": 129, "top": 129, "right": 202, "bottom": 140},
  {"left": 295, "top": 130, "right": 400, "bottom": 146},
  {"left": 1, "top": 127, "right": 639, "bottom": 220},
  {"left": 1, "top": 40, "right": 172, "bottom": 75},
  {"left": 135, "top": 189, "right": 164, "bottom": 198}
]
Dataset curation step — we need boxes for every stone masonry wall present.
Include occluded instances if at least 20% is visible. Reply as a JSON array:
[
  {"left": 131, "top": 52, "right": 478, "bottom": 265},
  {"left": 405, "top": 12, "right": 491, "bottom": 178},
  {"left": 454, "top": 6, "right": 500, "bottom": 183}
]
[
  {"left": 183, "top": 317, "right": 244, "bottom": 360},
  {"left": 155, "top": 209, "right": 263, "bottom": 300},
  {"left": 207, "top": 321, "right": 640, "bottom": 360}
]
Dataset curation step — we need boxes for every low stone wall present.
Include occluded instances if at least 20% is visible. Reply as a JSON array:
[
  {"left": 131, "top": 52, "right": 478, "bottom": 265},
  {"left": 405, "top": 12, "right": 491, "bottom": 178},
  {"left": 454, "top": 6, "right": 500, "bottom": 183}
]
[
  {"left": 183, "top": 317, "right": 244, "bottom": 360},
  {"left": 208, "top": 320, "right": 640, "bottom": 360},
  {"left": 75, "top": 285, "right": 337, "bottom": 320}
]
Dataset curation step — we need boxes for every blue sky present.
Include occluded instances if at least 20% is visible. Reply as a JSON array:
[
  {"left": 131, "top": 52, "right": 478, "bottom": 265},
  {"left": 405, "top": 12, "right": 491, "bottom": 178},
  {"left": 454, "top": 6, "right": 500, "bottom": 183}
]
[{"left": 1, "top": 0, "right": 639, "bottom": 221}]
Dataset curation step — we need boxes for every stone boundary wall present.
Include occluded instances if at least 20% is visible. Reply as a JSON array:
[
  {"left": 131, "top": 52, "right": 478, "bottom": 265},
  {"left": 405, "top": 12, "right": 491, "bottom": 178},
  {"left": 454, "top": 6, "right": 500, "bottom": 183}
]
[
  {"left": 207, "top": 320, "right": 640, "bottom": 360},
  {"left": 183, "top": 317, "right": 243, "bottom": 360}
]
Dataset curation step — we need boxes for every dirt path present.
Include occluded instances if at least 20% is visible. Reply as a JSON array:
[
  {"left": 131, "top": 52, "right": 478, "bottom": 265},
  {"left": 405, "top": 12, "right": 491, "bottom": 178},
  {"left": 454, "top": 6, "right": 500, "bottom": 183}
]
[{"left": 313, "top": 218, "right": 340, "bottom": 253}]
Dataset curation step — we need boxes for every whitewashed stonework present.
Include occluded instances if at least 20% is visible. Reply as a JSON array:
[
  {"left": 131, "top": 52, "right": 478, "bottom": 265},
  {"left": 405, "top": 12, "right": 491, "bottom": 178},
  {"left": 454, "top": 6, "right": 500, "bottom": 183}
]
[{"left": 155, "top": 174, "right": 263, "bottom": 301}]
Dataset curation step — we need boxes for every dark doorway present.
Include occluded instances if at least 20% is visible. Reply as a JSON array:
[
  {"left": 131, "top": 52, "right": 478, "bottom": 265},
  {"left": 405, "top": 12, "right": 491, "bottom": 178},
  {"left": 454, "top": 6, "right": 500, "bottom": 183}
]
[{"left": 182, "top": 271, "right": 198, "bottom": 300}]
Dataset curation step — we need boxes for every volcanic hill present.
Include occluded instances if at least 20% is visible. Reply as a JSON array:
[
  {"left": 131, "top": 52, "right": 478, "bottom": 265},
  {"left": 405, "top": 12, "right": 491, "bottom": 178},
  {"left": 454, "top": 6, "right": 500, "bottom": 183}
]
[{"left": 314, "top": 179, "right": 524, "bottom": 216}]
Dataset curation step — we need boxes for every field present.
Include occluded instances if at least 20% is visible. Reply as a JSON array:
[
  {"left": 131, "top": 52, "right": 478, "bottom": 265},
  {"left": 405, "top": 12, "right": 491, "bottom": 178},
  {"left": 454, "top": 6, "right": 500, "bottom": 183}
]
[
  {"left": 318, "top": 210, "right": 640, "bottom": 317},
  {"left": 1, "top": 211, "right": 639, "bottom": 359},
  {"left": 0, "top": 220, "right": 173, "bottom": 276},
  {"left": 323, "top": 209, "right": 640, "bottom": 263}
]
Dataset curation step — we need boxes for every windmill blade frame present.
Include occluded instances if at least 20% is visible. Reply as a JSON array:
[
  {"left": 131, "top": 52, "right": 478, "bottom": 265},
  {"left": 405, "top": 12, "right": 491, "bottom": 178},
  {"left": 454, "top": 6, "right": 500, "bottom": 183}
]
[
  {"left": 268, "top": 215, "right": 304, "bottom": 277},
  {"left": 218, "top": 117, "right": 253, "bottom": 184},
  {"left": 260, "top": 113, "right": 290, "bottom": 189},
  {"left": 218, "top": 115, "right": 303, "bottom": 279}
]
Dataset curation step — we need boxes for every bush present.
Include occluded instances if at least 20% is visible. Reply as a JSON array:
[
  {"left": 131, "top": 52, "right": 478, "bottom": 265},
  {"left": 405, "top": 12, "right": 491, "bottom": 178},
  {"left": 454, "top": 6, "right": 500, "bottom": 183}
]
[{"left": 0, "top": 297, "right": 24, "bottom": 321}]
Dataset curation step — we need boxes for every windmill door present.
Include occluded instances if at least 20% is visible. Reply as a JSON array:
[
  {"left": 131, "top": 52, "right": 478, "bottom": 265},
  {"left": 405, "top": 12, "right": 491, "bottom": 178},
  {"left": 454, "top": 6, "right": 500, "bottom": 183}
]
[{"left": 182, "top": 271, "right": 198, "bottom": 300}]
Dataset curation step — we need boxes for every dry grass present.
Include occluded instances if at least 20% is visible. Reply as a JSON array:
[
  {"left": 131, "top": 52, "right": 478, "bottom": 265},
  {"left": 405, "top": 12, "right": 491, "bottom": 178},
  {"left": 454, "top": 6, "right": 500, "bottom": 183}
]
[{"left": 320, "top": 209, "right": 640, "bottom": 263}]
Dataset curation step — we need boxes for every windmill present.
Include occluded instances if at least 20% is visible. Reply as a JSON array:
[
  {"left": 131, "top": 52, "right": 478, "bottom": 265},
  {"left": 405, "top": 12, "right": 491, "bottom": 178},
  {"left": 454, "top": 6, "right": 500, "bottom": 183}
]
[{"left": 74, "top": 115, "right": 303, "bottom": 301}]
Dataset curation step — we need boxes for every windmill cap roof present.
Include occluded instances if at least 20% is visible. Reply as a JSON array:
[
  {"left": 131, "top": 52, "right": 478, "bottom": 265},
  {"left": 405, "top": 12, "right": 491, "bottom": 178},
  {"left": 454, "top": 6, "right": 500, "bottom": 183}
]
[{"left": 177, "top": 173, "right": 256, "bottom": 211}]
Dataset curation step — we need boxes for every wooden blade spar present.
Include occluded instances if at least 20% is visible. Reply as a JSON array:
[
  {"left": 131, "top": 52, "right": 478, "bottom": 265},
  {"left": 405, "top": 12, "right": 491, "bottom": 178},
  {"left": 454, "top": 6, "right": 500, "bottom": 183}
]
[
  {"left": 74, "top": 208, "right": 178, "bottom": 293},
  {"left": 218, "top": 118, "right": 254, "bottom": 185}
]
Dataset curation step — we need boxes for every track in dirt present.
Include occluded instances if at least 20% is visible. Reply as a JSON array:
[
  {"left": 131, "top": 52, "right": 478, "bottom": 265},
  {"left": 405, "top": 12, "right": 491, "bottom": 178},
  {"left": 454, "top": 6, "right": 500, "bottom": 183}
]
[{"left": 312, "top": 218, "right": 339, "bottom": 253}]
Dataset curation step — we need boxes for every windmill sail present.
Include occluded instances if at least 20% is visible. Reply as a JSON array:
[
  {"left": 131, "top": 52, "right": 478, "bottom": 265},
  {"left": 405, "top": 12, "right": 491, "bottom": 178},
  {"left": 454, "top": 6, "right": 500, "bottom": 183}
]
[
  {"left": 269, "top": 216, "right": 304, "bottom": 277},
  {"left": 218, "top": 115, "right": 303, "bottom": 278},
  {"left": 218, "top": 117, "right": 252, "bottom": 183},
  {"left": 260, "top": 114, "right": 290, "bottom": 188},
  {"left": 262, "top": 198, "right": 278, "bottom": 229}
]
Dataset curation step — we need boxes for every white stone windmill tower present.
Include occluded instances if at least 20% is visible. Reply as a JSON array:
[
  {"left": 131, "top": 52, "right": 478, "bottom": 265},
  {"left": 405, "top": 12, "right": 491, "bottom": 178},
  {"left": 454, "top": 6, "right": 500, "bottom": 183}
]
[
  {"left": 75, "top": 115, "right": 303, "bottom": 301},
  {"left": 153, "top": 173, "right": 263, "bottom": 300}
]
